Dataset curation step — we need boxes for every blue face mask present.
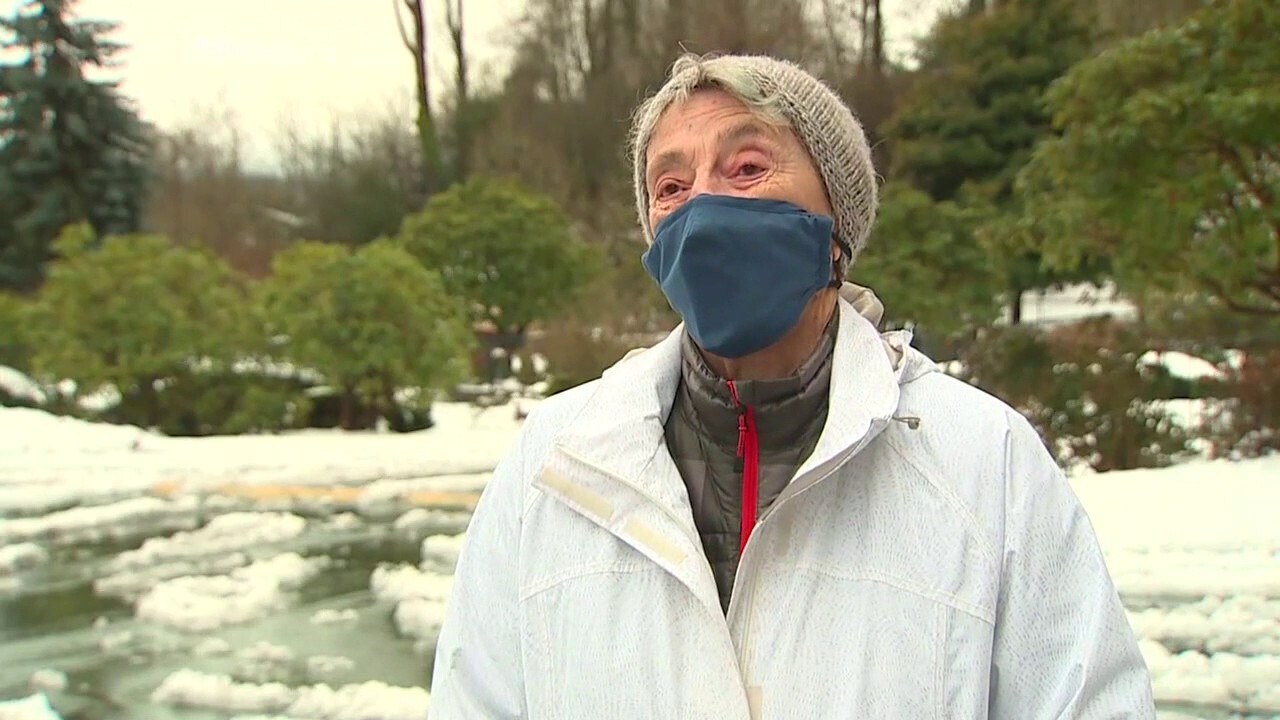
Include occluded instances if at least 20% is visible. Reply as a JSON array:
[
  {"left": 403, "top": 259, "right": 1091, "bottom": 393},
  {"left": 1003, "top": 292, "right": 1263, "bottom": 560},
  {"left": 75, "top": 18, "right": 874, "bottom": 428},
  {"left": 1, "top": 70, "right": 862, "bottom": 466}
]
[{"left": 642, "top": 194, "right": 836, "bottom": 359}]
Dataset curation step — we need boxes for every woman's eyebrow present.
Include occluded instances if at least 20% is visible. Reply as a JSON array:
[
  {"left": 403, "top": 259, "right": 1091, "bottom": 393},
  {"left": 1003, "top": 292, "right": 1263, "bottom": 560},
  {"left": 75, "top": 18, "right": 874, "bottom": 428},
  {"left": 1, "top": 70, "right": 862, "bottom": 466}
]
[
  {"left": 714, "top": 120, "right": 774, "bottom": 149},
  {"left": 645, "top": 120, "right": 777, "bottom": 188}
]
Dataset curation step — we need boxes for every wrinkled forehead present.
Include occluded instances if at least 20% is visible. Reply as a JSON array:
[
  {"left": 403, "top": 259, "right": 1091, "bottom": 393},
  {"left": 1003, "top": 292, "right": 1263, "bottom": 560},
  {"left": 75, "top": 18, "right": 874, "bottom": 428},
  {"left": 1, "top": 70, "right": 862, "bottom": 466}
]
[{"left": 647, "top": 89, "right": 776, "bottom": 151}]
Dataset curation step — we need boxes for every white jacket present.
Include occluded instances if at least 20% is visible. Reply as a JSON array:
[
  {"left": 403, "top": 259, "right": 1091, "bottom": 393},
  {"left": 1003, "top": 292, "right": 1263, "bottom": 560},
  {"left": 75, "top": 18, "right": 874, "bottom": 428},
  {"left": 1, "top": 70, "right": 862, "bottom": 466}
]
[{"left": 429, "top": 299, "right": 1155, "bottom": 719}]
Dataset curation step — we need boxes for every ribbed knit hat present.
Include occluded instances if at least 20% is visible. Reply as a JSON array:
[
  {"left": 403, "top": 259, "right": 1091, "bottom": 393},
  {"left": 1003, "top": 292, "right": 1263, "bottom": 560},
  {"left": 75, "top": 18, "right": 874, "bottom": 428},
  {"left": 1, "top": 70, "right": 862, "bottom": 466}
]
[{"left": 630, "top": 54, "right": 878, "bottom": 277}]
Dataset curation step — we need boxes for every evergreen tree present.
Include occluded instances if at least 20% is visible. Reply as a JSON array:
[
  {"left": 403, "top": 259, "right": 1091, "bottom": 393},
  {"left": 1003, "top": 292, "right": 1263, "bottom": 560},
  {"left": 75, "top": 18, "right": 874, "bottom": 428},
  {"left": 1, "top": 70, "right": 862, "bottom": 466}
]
[
  {"left": 1020, "top": 0, "right": 1280, "bottom": 319},
  {"left": 884, "top": 0, "right": 1096, "bottom": 322},
  {"left": 0, "top": 0, "right": 150, "bottom": 292}
]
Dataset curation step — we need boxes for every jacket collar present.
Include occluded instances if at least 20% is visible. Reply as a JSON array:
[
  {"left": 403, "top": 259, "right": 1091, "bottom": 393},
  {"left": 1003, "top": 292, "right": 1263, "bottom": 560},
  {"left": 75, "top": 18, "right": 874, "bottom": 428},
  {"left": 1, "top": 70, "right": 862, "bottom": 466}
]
[
  {"left": 538, "top": 291, "right": 922, "bottom": 617},
  {"left": 677, "top": 312, "right": 837, "bottom": 453},
  {"left": 550, "top": 293, "right": 910, "bottom": 518}
]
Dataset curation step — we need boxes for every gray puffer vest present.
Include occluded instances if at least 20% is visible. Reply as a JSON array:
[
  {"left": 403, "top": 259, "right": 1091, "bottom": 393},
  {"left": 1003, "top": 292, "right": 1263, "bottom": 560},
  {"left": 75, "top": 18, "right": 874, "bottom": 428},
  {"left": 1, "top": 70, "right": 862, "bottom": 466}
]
[{"left": 663, "top": 317, "right": 837, "bottom": 613}]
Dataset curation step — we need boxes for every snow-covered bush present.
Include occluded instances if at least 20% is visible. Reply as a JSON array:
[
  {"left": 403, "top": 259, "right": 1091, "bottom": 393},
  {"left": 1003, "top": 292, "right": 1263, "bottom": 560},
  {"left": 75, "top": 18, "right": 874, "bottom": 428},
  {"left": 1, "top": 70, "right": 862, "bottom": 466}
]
[
  {"left": 960, "top": 319, "right": 1191, "bottom": 472},
  {"left": 1204, "top": 350, "right": 1280, "bottom": 459}
]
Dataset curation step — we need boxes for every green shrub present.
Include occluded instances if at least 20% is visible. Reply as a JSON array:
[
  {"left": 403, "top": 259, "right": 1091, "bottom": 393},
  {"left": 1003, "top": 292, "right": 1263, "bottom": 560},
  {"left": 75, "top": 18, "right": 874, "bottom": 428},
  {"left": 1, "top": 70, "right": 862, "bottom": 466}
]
[
  {"left": 98, "top": 368, "right": 312, "bottom": 436},
  {"left": 27, "top": 225, "right": 255, "bottom": 429},
  {"left": 0, "top": 291, "right": 32, "bottom": 371},
  {"left": 258, "top": 239, "right": 473, "bottom": 430}
]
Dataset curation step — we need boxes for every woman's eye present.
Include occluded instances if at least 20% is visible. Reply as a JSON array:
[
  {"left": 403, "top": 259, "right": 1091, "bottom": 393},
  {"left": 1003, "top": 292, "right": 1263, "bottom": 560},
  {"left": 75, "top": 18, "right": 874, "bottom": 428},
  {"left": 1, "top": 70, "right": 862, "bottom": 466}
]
[
  {"left": 656, "top": 182, "right": 681, "bottom": 198},
  {"left": 737, "top": 163, "right": 766, "bottom": 177}
]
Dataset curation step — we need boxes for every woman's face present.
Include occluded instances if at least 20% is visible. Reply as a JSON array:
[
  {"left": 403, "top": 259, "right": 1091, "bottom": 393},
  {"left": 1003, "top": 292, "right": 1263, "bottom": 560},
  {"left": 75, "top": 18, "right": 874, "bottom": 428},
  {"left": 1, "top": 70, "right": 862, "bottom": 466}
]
[{"left": 644, "top": 88, "right": 835, "bottom": 234}]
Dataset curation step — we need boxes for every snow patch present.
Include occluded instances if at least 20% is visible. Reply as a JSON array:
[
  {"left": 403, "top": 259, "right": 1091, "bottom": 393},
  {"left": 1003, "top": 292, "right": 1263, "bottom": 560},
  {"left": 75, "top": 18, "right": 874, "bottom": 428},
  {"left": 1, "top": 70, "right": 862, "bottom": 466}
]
[
  {"left": 27, "top": 669, "right": 67, "bottom": 693},
  {"left": 0, "top": 496, "right": 198, "bottom": 544},
  {"left": 309, "top": 608, "right": 358, "bottom": 625},
  {"left": 108, "top": 512, "right": 307, "bottom": 570},
  {"left": 151, "top": 669, "right": 431, "bottom": 720},
  {"left": 1139, "top": 350, "right": 1225, "bottom": 382},
  {"left": 135, "top": 552, "right": 328, "bottom": 632},
  {"left": 421, "top": 533, "right": 465, "bottom": 567},
  {"left": 0, "top": 693, "right": 61, "bottom": 720},
  {"left": 0, "top": 406, "right": 152, "bottom": 454},
  {"left": 0, "top": 543, "right": 48, "bottom": 573},
  {"left": 306, "top": 654, "right": 355, "bottom": 680},
  {"left": 370, "top": 564, "right": 452, "bottom": 646},
  {"left": 1129, "top": 596, "right": 1280, "bottom": 657},
  {"left": 0, "top": 365, "right": 44, "bottom": 405}
]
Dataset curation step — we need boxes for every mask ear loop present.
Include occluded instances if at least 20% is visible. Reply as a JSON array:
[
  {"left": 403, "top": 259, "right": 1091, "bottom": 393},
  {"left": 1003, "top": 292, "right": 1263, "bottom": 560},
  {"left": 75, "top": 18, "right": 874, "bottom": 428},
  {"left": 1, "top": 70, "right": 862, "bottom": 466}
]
[{"left": 826, "top": 246, "right": 843, "bottom": 289}]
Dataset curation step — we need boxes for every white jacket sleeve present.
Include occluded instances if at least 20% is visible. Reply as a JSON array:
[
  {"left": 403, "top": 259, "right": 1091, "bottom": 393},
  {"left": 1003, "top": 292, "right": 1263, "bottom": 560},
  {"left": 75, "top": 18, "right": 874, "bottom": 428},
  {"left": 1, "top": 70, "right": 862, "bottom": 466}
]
[
  {"left": 989, "top": 414, "right": 1155, "bottom": 719},
  {"left": 428, "top": 431, "right": 528, "bottom": 719}
]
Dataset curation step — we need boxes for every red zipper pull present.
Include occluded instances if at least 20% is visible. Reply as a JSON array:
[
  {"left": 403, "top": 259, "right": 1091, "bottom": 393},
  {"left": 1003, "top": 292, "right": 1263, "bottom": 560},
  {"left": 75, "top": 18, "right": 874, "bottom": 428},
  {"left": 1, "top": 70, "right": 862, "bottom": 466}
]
[{"left": 727, "top": 381, "right": 747, "bottom": 458}]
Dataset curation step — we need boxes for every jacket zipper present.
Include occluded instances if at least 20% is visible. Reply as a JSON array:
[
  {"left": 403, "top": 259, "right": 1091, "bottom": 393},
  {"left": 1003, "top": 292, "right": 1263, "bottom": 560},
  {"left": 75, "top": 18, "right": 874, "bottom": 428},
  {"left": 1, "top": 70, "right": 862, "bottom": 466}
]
[{"left": 726, "top": 380, "right": 760, "bottom": 554}]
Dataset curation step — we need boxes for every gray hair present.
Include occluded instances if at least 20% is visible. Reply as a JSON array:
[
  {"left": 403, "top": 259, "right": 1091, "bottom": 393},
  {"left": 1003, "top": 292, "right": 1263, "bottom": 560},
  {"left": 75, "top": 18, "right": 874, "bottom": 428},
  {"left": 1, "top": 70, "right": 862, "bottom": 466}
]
[{"left": 629, "top": 53, "right": 879, "bottom": 279}]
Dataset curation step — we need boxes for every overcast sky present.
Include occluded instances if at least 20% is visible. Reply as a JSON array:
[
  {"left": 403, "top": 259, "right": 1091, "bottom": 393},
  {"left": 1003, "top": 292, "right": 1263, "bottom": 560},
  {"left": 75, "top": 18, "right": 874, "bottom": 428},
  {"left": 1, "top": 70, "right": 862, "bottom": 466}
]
[{"left": 22, "top": 0, "right": 951, "bottom": 168}]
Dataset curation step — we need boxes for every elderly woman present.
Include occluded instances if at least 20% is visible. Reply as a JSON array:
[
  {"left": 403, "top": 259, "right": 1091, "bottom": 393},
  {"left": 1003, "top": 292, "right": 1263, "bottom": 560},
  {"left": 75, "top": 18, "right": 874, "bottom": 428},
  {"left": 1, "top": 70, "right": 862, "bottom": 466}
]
[{"left": 429, "top": 54, "right": 1154, "bottom": 718}]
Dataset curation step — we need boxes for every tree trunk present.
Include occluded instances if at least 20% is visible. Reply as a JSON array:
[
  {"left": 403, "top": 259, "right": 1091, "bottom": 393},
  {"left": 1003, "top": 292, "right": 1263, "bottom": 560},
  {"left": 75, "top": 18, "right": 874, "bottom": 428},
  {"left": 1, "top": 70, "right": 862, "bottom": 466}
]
[
  {"left": 395, "top": 0, "right": 446, "bottom": 194},
  {"left": 869, "top": 0, "right": 884, "bottom": 74},
  {"left": 1009, "top": 289, "right": 1023, "bottom": 325},
  {"left": 339, "top": 386, "right": 358, "bottom": 430},
  {"left": 136, "top": 376, "right": 164, "bottom": 430},
  {"left": 446, "top": 0, "right": 469, "bottom": 183}
]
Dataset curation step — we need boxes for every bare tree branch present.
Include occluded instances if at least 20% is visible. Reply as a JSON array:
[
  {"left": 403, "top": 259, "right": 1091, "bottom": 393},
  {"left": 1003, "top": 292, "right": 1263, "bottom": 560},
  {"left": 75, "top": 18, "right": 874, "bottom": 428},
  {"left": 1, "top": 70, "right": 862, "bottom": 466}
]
[
  {"left": 1200, "top": 274, "right": 1280, "bottom": 316},
  {"left": 393, "top": 0, "right": 414, "bottom": 52}
]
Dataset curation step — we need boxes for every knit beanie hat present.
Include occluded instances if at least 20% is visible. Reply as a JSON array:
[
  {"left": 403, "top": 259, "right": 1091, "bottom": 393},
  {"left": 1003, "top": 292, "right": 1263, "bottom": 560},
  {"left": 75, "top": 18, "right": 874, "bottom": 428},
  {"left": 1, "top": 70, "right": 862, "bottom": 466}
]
[{"left": 629, "top": 54, "right": 879, "bottom": 278}]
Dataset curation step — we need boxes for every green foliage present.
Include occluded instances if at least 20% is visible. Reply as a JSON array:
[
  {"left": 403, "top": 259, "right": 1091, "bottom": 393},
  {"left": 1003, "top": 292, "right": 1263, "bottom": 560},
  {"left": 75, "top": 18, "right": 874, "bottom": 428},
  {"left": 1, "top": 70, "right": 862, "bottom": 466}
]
[
  {"left": 99, "top": 370, "right": 312, "bottom": 437},
  {"left": 258, "top": 239, "right": 473, "bottom": 429},
  {"left": 27, "top": 224, "right": 251, "bottom": 427},
  {"left": 0, "top": 0, "right": 151, "bottom": 292},
  {"left": 1019, "top": 0, "right": 1280, "bottom": 317},
  {"left": 398, "top": 176, "right": 600, "bottom": 333},
  {"left": 886, "top": 0, "right": 1096, "bottom": 313},
  {"left": 889, "top": 0, "right": 1093, "bottom": 204},
  {"left": 961, "top": 320, "right": 1191, "bottom": 472},
  {"left": 0, "top": 291, "right": 33, "bottom": 369},
  {"left": 851, "top": 182, "right": 1002, "bottom": 341},
  {"left": 1132, "top": 289, "right": 1280, "bottom": 354}
]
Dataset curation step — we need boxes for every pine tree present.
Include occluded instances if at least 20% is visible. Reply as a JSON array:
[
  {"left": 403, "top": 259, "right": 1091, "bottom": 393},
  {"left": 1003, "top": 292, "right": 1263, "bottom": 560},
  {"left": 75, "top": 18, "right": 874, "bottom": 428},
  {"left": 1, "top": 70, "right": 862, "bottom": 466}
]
[
  {"left": 885, "top": 0, "right": 1098, "bottom": 322},
  {"left": 0, "top": 0, "right": 150, "bottom": 292}
]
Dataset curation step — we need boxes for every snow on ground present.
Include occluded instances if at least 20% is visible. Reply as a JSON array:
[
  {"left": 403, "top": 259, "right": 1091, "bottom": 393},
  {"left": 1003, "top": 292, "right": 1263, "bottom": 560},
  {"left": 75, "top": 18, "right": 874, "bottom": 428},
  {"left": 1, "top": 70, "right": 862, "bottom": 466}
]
[
  {"left": 0, "top": 694, "right": 60, "bottom": 720},
  {"left": 152, "top": 669, "right": 430, "bottom": 720},
  {"left": 134, "top": 552, "right": 330, "bottom": 632},
  {"left": 108, "top": 512, "right": 307, "bottom": 571},
  {"left": 421, "top": 533, "right": 465, "bottom": 567},
  {"left": 1, "top": 398, "right": 1277, "bottom": 718},
  {"left": 0, "top": 496, "right": 199, "bottom": 544},
  {"left": 0, "top": 366, "right": 44, "bottom": 406},
  {"left": 0, "top": 401, "right": 529, "bottom": 517},
  {"left": 370, "top": 564, "right": 453, "bottom": 647},
  {"left": 0, "top": 544, "right": 47, "bottom": 574},
  {"left": 1139, "top": 351, "right": 1226, "bottom": 382},
  {"left": 1073, "top": 456, "right": 1278, "bottom": 555},
  {"left": 309, "top": 608, "right": 358, "bottom": 625},
  {"left": 1014, "top": 282, "right": 1138, "bottom": 326},
  {"left": 1070, "top": 455, "right": 1280, "bottom": 714},
  {"left": 24, "top": 672, "right": 65, "bottom": 694}
]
